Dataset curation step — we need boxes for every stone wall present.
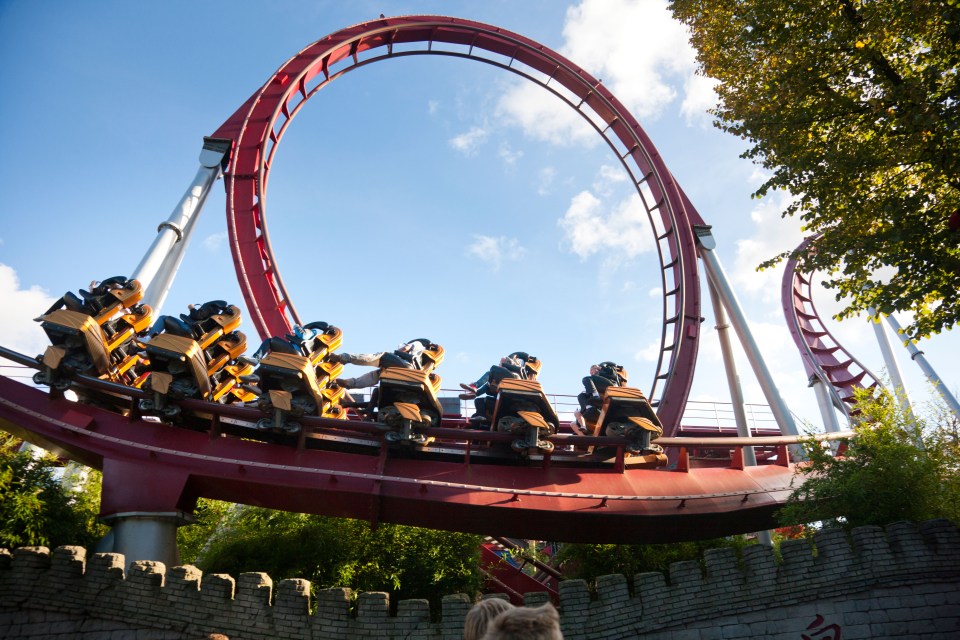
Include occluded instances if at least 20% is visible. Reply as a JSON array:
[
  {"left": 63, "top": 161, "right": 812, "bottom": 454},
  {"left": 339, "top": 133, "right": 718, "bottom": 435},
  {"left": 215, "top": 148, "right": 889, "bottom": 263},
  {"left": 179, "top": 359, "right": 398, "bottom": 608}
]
[{"left": 1, "top": 520, "right": 959, "bottom": 639}]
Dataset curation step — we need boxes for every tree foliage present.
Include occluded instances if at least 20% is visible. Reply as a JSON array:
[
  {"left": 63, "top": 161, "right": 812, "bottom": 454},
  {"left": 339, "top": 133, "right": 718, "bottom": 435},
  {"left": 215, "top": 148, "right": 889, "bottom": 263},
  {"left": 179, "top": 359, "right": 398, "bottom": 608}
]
[
  {"left": 671, "top": 0, "right": 960, "bottom": 338},
  {"left": 176, "top": 497, "right": 233, "bottom": 564},
  {"left": 778, "top": 389, "right": 960, "bottom": 530},
  {"left": 191, "top": 505, "right": 485, "bottom": 609},
  {"left": 0, "top": 433, "right": 106, "bottom": 549}
]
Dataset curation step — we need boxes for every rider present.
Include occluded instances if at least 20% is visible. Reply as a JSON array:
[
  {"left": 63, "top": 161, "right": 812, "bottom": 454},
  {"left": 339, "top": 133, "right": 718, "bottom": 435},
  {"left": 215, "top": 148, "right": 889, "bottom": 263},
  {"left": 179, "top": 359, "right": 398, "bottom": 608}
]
[
  {"left": 328, "top": 338, "right": 433, "bottom": 389},
  {"left": 459, "top": 351, "right": 533, "bottom": 399},
  {"left": 470, "top": 352, "right": 539, "bottom": 425},
  {"left": 242, "top": 323, "right": 328, "bottom": 364},
  {"left": 148, "top": 300, "right": 228, "bottom": 339},
  {"left": 577, "top": 361, "right": 627, "bottom": 422},
  {"left": 40, "top": 278, "right": 123, "bottom": 317}
]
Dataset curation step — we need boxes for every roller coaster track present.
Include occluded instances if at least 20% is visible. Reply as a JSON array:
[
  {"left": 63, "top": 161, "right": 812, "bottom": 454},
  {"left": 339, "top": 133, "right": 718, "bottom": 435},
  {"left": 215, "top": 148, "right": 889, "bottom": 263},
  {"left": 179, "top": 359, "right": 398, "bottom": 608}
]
[
  {"left": 0, "top": 358, "right": 849, "bottom": 544},
  {"left": 782, "top": 235, "right": 881, "bottom": 416},
  {"left": 208, "top": 15, "right": 705, "bottom": 436},
  {"left": 0, "top": 17, "right": 863, "bottom": 548}
]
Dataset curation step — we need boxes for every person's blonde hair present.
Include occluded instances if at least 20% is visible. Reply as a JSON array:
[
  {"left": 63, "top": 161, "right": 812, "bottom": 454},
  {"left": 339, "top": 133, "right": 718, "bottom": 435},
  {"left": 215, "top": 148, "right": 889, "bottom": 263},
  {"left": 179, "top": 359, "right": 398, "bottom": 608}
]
[
  {"left": 464, "top": 597, "right": 514, "bottom": 640},
  {"left": 480, "top": 602, "right": 563, "bottom": 640}
]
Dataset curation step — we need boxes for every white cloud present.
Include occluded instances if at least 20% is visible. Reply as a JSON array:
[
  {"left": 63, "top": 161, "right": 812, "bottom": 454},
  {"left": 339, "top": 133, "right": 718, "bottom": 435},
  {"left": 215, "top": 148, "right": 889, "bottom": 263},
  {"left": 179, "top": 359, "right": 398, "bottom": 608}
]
[
  {"left": 466, "top": 235, "right": 526, "bottom": 270},
  {"left": 495, "top": 83, "right": 597, "bottom": 147},
  {"left": 680, "top": 73, "right": 719, "bottom": 124},
  {"left": 427, "top": 99, "right": 440, "bottom": 115},
  {"left": 558, "top": 191, "right": 653, "bottom": 259},
  {"left": 729, "top": 190, "right": 805, "bottom": 302},
  {"left": 635, "top": 337, "right": 662, "bottom": 362},
  {"left": 498, "top": 142, "right": 523, "bottom": 165},
  {"left": 497, "top": 0, "right": 706, "bottom": 144},
  {"left": 449, "top": 126, "right": 489, "bottom": 156},
  {"left": 562, "top": 0, "right": 693, "bottom": 117},
  {"left": 0, "top": 264, "right": 56, "bottom": 358},
  {"left": 748, "top": 168, "right": 770, "bottom": 185},
  {"left": 537, "top": 167, "right": 557, "bottom": 195},
  {"left": 203, "top": 231, "right": 227, "bottom": 251},
  {"left": 593, "top": 164, "right": 628, "bottom": 195}
]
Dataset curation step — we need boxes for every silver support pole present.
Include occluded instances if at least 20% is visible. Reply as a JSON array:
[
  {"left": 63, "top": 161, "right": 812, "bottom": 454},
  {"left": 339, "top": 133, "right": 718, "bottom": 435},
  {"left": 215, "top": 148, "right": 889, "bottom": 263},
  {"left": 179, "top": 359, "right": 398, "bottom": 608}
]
[
  {"left": 141, "top": 198, "right": 205, "bottom": 317},
  {"left": 810, "top": 374, "right": 844, "bottom": 434},
  {"left": 884, "top": 315, "right": 960, "bottom": 421},
  {"left": 132, "top": 139, "right": 231, "bottom": 316},
  {"left": 97, "top": 511, "right": 191, "bottom": 570},
  {"left": 706, "top": 279, "right": 757, "bottom": 466},
  {"left": 695, "top": 228, "right": 800, "bottom": 438},
  {"left": 709, "top": 280, "right": 773, "bottom": 546},
  {"left": 868, "top": 308, "right": 914, "bottom": 416}
]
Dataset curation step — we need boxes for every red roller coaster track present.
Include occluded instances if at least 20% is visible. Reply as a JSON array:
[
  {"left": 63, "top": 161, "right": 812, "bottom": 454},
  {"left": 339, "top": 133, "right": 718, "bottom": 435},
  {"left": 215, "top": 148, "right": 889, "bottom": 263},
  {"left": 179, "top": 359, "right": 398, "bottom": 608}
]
[
  {"left": 782, "top": 235, "right": 881, "bottom": 415},
  {"left": 0, "top": 16, "right": 854, "bottom": 546},
  {"left": 209, "top": 15, "right": 706, "bottom": 436},
  {"left": 0, "top": 370, "right": 830, "bottom": 544}
]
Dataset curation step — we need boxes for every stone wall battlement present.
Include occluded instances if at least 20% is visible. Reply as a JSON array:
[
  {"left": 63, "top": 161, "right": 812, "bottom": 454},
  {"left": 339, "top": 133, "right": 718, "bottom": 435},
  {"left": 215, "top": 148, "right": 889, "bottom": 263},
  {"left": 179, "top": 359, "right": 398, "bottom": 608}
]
[{"left": 1, "top": 519, "right": 959, "bottom": 639}]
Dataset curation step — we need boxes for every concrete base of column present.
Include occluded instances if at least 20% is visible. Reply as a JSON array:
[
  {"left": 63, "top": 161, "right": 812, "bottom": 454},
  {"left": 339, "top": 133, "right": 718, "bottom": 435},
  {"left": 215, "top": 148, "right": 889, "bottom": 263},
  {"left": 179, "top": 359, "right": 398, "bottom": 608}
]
[{"left": 98, "top": 511, "right": 193, "bottom": 569}]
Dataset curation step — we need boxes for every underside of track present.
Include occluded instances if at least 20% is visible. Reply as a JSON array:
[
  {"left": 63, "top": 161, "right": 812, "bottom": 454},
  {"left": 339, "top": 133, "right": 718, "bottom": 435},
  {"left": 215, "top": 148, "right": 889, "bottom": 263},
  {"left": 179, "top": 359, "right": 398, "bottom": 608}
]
[{"left": 0, "top": 373, "right": 805, "bottom": 544}]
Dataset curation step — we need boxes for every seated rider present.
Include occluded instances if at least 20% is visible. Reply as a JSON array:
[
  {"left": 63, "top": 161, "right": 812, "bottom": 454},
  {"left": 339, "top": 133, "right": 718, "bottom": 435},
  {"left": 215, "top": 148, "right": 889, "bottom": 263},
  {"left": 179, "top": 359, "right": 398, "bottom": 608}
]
[
  {"left": 148, "top": 300, "right": 228, "bottom": 339},
  {"left": 243, "top": 322, "right": 330, "bottom": 364},
  {"left": 578, "top": 361, "right": 627, "bottom": 423},
  {"left": 329, "top": 338, "right": 433, "bottom": 390},
  {"left": 471, "top": 352, "right": 539, "bottom": 425},
  {"left": 460, "top": 351, "right": 534, "bottom": 399},
  {"left": 40, "top": 277, "right": 133, "bottom": 327}
]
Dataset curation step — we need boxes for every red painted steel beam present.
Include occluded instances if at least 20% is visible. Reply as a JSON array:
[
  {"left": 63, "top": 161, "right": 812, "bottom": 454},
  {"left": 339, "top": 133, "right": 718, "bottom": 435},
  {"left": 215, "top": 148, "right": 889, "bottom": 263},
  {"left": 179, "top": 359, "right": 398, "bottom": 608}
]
[
  {"left": 781, "top": 234, "right": 880, "bottom": 402},
  {"left": 0, "top": 375, "right": 797, "bottom": 543}
]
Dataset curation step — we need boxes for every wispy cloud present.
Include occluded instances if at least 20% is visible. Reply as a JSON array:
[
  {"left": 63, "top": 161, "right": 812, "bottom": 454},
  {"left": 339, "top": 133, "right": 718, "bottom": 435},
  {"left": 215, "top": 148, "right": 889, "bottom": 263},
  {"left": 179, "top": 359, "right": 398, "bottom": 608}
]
[
  {"left": 466, "top": 235, "right": 526, "bottom": 270},
  {"left": 558, "top": 191, "right": 653, "bottom": 259},
  {"left": 537, "top": 167, "right": 557, "bottom": 195},
  {"left": 449, "top": 126, "right": 489, "bottom": 156},
  {"left": 495, "top": 82, "right": 597, "bottom": 147},
  {"left": 498, "top": 142, "right": 523, "bottom": 165},
  {"left": 203, "top": 232, "right": 227, "bottom": 251},
  {"left": 592, "top": 164, "right": 628, "bottom": 196}
]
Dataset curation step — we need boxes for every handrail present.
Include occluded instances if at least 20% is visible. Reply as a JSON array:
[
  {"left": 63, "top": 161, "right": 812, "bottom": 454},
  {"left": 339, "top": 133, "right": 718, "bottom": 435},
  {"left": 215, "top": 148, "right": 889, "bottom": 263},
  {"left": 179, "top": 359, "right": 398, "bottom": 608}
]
[{"left": 0, "top": 345, "right": 853, "bottom": 451}]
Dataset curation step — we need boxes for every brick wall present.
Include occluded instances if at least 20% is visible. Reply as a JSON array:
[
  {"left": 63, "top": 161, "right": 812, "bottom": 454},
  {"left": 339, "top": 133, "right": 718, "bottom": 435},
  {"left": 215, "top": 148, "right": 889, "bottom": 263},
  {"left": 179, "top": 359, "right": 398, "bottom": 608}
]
[{"left": 1, "top": 520, "right": 958, "bottom": 639}]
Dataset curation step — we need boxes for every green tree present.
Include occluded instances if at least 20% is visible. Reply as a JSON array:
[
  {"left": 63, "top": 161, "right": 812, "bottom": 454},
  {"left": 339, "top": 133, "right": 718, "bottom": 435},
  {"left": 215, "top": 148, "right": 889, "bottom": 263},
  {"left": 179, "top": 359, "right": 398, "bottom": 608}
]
[
  {"left": 176, "top": 497, "right": 233, "bottom": 564},
  {"left": 778, "top": 389, "right": 960, "bottom": 530},
  {"left": 0, "top": 433, "right": 106, "bottom": 549},
  {"left": 193, "top": 506, "right": 485, "bottom": 610},
  {"left": 671, "top": 1, "right": 960, "bottom": 338}
]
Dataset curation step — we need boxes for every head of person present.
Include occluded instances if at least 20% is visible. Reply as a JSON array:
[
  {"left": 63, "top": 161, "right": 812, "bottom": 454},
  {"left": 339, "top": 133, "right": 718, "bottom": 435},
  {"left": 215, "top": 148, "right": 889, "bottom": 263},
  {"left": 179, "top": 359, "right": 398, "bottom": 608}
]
[
  {"left": 480, "top": 602, "right": 563, "bottom": 640},
  {"left": 464, "top": 597, "right": 514, "bottom": 640},
  {"left": 589, "top": 364, "right": 600, "bottom": 376}
]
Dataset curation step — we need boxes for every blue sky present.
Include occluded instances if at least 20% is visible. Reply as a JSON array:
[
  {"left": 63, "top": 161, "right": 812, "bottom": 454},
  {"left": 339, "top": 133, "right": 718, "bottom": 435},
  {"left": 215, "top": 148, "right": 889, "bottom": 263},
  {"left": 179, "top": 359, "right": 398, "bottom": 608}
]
[{"left": 1, "top": 0, "right": 957, "bottom": 428}]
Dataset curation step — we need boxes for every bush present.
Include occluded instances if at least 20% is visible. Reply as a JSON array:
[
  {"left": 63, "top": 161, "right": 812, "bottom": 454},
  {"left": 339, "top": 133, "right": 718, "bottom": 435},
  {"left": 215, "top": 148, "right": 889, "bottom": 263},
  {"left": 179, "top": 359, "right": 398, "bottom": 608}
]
[
  {"left": 778, "top": 389, "right": 960, "bottom": 530},
  {"left": 191, "top": 506, "right": 485, "bottom": 611},
  {"left": 0, "top": 433, "right": 106, "bottom": 549}
]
